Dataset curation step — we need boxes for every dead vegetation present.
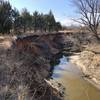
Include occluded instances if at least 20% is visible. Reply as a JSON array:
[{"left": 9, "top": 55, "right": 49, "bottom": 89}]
[{"left": 0, "top": 35, "right": 64, "bottom": 100}]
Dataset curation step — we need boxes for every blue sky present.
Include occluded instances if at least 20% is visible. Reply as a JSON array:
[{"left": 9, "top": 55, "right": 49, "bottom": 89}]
[{"left": 8, "top": 0, "right": 79, "bottom": 26}]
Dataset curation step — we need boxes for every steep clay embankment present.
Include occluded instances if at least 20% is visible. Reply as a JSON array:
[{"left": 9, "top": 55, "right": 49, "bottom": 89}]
[{"left": 0, "top": 33, "right": 64, "bottom": 100}]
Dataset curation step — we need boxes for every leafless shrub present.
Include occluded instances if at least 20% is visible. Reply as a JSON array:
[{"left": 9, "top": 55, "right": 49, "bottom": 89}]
[{"left": 0, "top": 46, "right": 62, "bottom": 100}]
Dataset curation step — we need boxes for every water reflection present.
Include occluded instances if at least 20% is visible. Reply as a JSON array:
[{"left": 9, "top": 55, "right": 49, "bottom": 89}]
[{"left": 52, "top": 55, "right": 100, "bottom": 100}]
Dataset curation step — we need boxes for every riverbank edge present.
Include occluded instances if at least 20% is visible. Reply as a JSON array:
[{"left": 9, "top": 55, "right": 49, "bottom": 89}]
[{"left": 69, "top": 53, "right": 100, "bottom": 90}]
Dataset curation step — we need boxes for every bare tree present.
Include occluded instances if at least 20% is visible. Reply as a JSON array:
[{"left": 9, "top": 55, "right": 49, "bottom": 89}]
[{"left": 73, "top": 0, "right": 100, "bottom": 40}]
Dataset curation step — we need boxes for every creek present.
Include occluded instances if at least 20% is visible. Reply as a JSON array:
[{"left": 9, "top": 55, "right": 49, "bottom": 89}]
[{"left": 51, "top": 55, "right": 100, "bottom": 100}]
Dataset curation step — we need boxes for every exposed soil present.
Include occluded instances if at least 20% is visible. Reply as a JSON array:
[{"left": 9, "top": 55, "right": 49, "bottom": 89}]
[
  {"left": 0, "top": 33, "right": 64, "bottom": 100},
  {"left": 0, "top": 32, "right": 99, "bottom": 100}
]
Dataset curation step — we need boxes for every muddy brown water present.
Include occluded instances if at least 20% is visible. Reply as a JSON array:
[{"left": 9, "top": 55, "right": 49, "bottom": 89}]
[{"left": 52, "top": 56, "right": 100, "bottom": 100}]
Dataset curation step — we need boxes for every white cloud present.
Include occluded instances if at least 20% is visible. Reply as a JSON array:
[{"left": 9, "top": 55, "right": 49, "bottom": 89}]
[{"left": 61, "top": 18, "right": 81, "bottom": 26}]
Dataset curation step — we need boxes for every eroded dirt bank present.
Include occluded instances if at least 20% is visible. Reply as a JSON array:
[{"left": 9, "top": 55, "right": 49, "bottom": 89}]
[
  {"left": 14, "top": 32, "right": 100, "bottom": 90},
  {"left": 0, "top": 32, "right": 99, "bottom": 99},
  {"left": 0, "top": 33, "right": 65, "bottom": 100}
]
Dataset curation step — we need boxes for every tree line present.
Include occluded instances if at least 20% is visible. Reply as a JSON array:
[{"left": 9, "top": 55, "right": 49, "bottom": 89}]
[{"left": 0, "top": 0, "right": 62, "bottom": 34}]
